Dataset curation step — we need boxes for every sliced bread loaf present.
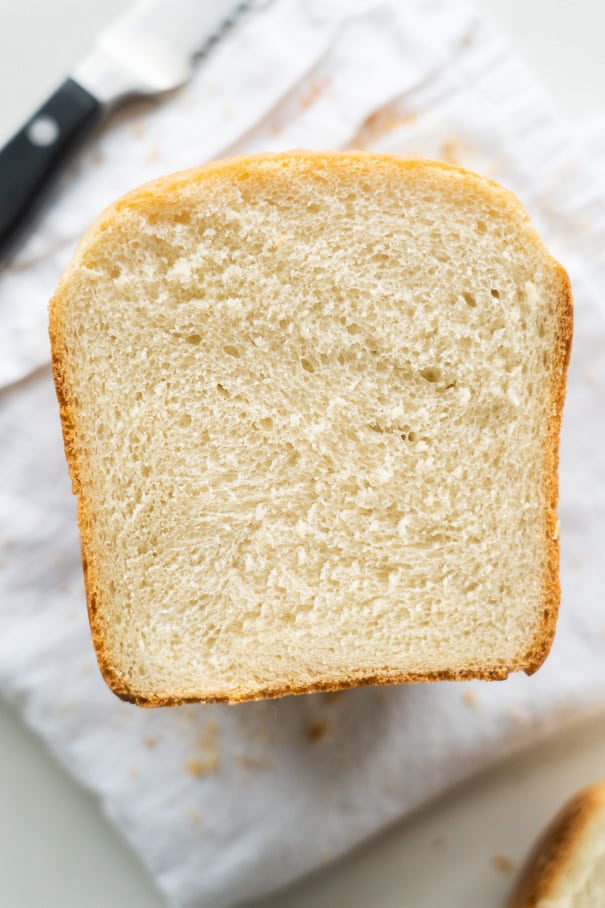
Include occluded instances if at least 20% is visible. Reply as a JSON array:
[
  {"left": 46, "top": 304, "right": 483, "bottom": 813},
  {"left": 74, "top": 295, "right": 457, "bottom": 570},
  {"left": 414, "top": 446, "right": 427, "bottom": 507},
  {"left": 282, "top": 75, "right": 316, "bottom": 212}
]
[{"left": 49, "top": 152, "right": 572, "bottom": 704}]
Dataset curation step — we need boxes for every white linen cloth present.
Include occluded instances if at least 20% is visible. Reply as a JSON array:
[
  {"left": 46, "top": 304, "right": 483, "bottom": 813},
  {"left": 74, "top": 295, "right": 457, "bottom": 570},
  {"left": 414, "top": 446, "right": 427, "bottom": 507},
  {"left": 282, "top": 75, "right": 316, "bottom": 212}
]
[{"left": 1, "top": 2, "right": 605, "bottom": 906}]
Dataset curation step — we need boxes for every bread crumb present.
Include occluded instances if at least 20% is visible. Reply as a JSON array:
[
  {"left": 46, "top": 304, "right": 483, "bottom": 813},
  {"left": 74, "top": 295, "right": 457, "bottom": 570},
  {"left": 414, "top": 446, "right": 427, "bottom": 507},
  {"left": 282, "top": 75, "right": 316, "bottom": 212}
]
[
  {"left": 491, "top": 853, "right": 515, "bottom": 874},
  {"left": 234, "top": 754, "right": 270, "bottom": 771},
  {"left": 199, "top": 720, "right": 217, "bottom": 750},
  {"left": 128, "top": 766, "right": 140, "bottom": 779},
  {"left": 463, "top": 689, "right": 480, "bottom": 710},
  {"left": 186, "top": 756, "right": 218, "bottom": 778},
  {"left": 187, "top": 809, "right": 204, "bottom": 827},
  {"left": 3, "top": 537, "right": 13, "bottom": 548},
  {"left": 505, "top": 705, "right": 527, "bottom": 726},
  {"left": 132, "top": 123, "right": 146, "bottom": 139},
  {"left": 144, "top": 736, "right": 159, "bottom": 749},
  {"left": 145, "top": 147, "right": 160, "bottom": 164},
  {"left": 583, "top": 370, "right": 595, "bottom": 385},
  {"left": 184, "top": 721, "right": 220, "bottom": 775},
  {"left": 300, "top": 77, "right": 331, "bottom": 110},
  {"left": 440, "top": 139, "right": 477, "bottom": 166},
  {"left": 305, "top": 719, "right": 329, "bottom": 743},
  {"left": 91, "top": 148, "right": 105, "bottom": 166},
  {"left": 57, "top": 582, "right": 69, "bottom": 593},
  {"left": 440, "top": 140, "right": 462, "bottom": 165},
  {"left": 354, "top": 108, "right": 417, "bottom": 148},
  {"left": 322, "top": 691, "right": 343, "bottom": 705}
]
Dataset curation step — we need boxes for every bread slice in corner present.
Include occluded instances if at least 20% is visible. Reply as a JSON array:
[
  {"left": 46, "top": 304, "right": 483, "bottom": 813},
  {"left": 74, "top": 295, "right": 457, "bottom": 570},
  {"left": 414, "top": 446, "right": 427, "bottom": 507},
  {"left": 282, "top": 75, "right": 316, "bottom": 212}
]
[
  {"left": 49, "top": 152, "right": 572, "bottom": 705},
  {"left": 506, "top": 780, "right": 605, "bottom": 908}
]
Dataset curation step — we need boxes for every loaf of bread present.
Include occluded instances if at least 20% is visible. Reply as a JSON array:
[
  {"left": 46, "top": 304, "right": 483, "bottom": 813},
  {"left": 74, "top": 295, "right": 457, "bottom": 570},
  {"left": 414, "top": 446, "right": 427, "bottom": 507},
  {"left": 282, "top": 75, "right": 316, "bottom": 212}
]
[
  {"left": 49, "top": 152, "right": 572, "bottom": 705},
  {"left": 507, "top": 781, "right": 605, "bottom": 907}
]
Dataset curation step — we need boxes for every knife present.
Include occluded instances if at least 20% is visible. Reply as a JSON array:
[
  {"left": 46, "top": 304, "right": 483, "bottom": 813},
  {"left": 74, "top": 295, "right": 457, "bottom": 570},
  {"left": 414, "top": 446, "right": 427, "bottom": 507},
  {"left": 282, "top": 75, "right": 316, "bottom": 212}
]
[{"left": 0, "top": 0, "right": 249, "bottom": 264}]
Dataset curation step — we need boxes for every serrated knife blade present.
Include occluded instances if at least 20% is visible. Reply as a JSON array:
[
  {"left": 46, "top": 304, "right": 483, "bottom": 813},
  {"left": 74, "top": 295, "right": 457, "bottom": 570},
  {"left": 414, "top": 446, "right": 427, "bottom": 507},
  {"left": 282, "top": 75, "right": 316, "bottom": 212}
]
[{"left": 75, "top": 0, "right": 249, "bottom": 103}]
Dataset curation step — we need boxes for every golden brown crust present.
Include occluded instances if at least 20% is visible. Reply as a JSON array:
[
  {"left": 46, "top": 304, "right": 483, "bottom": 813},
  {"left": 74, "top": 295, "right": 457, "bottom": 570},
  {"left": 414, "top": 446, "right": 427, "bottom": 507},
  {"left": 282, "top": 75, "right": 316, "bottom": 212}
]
[
  {"left": 506, "top": 781, "right": 605, "bottom": 907},
  {"left": 48, "top": 151, "right": 573, "bottom": 706},
  {"left": 520, "top": 263, "right": 573, "bottom": 676},
  {"left": 110, "top": 666, "right": 512, "bottom": 708}
]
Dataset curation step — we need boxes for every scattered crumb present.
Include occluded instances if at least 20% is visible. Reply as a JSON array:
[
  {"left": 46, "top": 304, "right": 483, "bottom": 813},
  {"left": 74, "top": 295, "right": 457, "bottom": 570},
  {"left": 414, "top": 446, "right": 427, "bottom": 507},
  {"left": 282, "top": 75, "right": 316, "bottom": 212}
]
[
  {"left": 234, "top": 754, "right": 270, "bottom": 771},
  {"left": 463, "top": 33, "right": 475, "bottom": 47},
  {"left": 144, "top": 736, "right": 159, "bottom": 749},
  {"left": 131, "top": 122, "right": 146, "bottom": 139},
  {"left": 305, "top": 719, "right": 329, "bottom": 743},
  {"left": 182, "top": 721, "right": 220, "bottom": 776},
  {"left": 145, "top": 147, "right": 160, "bottom": 164},
  {"left": 91, "top": 148, "right": 105, "bottom": 166},
  {"left": 354, "top": 108, "right": 417, "bottom": 148},
  {"left": 270, "top": 124, "right": 282, "bottom": 137},
  {"left": 463, "top": 689, "right": 480, "bottom": 710},
  {"left": 128, "top": 766, "right": 140, "bottom": 779},
  {"left": 188, "top": 809, "right": 204, "bottom": 827},
  {"left": 583, "top": 370, "right": 595, "bottom": 385},
  {"left": 432, "top": 834, "right": 447, "bottom": 848},
  {"left": 186, "top": 756, "right": 219, "bottom": 778},
  {"left": 505, "top": 706, "right": 527, "bottom": 726},
  {"left": 57, "top": 582, "right": 69, "bottom": 593},
  {"left": 491, "top": 853, "right": 515, "bottom": 874},
  {"left": 361, "top": 111, "right": 381, "bottom": 136},
  {"left": 3, "top": 537, "right": 13, "bottom": 548},
  {"left": 300, "top": 77, "right": 331, "bottom": 110},
  {"left": 199, "top": 720, "right": 217, "bottom": 750},
  {"left": 440, "top": 140, "right": 461, "bottom": 165},
  {"left": 440, "top": 138, "right": 477, "bottom": 166}
]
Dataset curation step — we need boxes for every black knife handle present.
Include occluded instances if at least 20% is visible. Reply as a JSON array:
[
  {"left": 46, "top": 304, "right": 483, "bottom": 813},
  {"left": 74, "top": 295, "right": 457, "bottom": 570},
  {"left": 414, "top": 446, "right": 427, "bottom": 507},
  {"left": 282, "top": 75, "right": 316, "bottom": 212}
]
[{"left": 0, "top": 78, "right": 102, "bottom": 263}]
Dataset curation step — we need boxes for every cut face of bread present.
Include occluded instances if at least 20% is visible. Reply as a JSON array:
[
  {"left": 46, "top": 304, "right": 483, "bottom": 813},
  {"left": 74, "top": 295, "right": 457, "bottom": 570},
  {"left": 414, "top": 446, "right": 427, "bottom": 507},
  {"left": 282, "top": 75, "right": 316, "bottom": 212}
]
[
  {"left": 49, "top": 153, "right": 572, "bottom": 705},
  {"left": 507, "top": 781, "right": 605, "bottom": 908}
]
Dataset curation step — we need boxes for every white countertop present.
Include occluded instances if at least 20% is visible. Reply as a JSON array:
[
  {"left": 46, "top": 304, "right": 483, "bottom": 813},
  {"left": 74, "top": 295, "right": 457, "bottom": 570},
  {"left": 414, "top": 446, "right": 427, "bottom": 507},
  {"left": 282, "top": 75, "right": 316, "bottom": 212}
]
[{"left": 1, "top": 1, "right": 604, "bottom": 906}]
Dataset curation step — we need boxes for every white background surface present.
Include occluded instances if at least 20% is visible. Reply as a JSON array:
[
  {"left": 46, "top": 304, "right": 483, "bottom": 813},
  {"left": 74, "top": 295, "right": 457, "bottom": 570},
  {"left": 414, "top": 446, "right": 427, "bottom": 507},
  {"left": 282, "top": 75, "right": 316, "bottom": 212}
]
[{"left": 1, "top": 1, "right": 604, "bottom": 906}]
